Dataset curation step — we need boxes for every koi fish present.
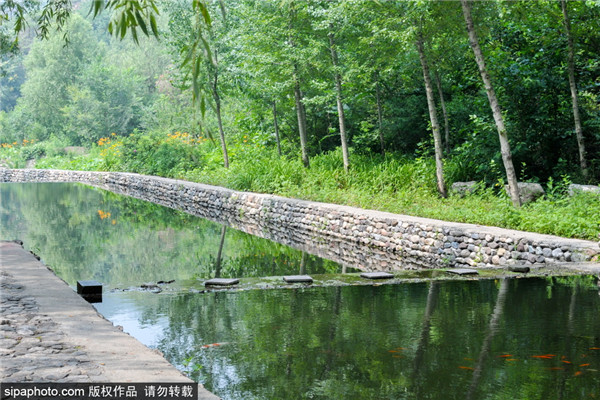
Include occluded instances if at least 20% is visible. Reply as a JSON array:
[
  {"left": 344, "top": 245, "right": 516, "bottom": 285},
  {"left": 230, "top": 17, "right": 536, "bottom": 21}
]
[
  {"left": 498, "top": 354, "right": 513, "bottom": 358},
  {"left": 547, "top": 367, "right": 565, "bottom": 371},
  {"left": 532, "top": 355, "right": 554, "bottom": 359},
  {"left": 580, "top": 363, "right": 590, "bottom": 367},
  {"left": 590, "top": 347, "right": 600, "bottom": 350},
  {"left": 200, "top": 342, "right": 228, "bottom": 349},
  {"left": 505, "top": 359, "right": 519, "bottom": 361},
  {"left": 459, "top": 366, "right": 474, "bottom": 370},
  {"left": 574, "top": 371, "right": 583, "bottom": 376},
  {"left": 388, "top": 350, "right": 399, "bottom": 353},
  {"left": 562, "top": 360, "right": 572, "bottom": 364}
]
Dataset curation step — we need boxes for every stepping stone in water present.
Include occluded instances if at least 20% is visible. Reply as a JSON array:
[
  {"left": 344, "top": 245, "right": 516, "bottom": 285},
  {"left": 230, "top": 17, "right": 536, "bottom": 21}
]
[
  {"left": 446, "top": 268, "right": 478, "bottom": 275},
  {"left": 77, "top": 280, "right": 103, "bottom": 303},
  {"left": 360, "top": 272, "right": 394, "bottom": 280},
  {"left": 205, "top": 278, "right": 240, "bottom": 286},
  {"left": 283, "top": 275, "right": 313, "bottom": 283},
  {"left": 508, "top": 266, "right": 530, "bottom": 273},
  {"left": 77, "top": 280, "right": 102, "bottom": 294}
]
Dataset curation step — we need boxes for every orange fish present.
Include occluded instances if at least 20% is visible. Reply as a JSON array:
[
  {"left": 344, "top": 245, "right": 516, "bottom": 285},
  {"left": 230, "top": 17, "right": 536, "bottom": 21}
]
[
  {"left": 532, "top": 355, "right": 554, "bottom": 359},
  {"left": 580, "top": 363, "right": 591, "bottom": 367},
  {"left": 459, "top": 366, "right": 474, "bottom": 370},
  {"left": 590, "top": 347, "right": 600, "bottom": 350},
  {"left": 498, "top": 354, "right": 513, "bottom": 358},
  {"left": 562, "top": 360, "right": 572, "bottom": 364},
  {"left": 574, "top": 371, "right": 583, "bottom": 376},
  {"left": 388, "top": 350, "right": 398, "bottom": 353},
  {"left": 548, "top": 367, "right": 565, "bottom": 371},
  {"left": 506, "top": 359, "right": 519, "bottom": 361}
]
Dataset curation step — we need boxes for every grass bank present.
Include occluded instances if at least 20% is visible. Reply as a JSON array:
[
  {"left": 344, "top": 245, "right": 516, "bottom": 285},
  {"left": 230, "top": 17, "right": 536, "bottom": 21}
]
[{"left": 2, "top": 132, "right": 599, "bottom": 241}]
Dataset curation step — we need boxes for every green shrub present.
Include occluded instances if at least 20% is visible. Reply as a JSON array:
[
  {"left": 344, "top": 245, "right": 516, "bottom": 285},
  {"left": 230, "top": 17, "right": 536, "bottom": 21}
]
[{"left": 29, "top": 133, "right": 600, "bottom": 241}]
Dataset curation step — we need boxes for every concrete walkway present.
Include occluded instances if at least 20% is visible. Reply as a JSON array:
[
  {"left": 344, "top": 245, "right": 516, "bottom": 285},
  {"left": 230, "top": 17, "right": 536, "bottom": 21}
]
[{"left": 0, "top": 241, "right": 219, "bottom": 399}]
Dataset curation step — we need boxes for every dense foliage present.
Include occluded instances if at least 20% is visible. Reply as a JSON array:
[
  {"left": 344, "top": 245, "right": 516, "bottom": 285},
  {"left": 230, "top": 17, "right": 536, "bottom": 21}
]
[{"left": 1, "top": 0, "right": 599, "bottom": 239}]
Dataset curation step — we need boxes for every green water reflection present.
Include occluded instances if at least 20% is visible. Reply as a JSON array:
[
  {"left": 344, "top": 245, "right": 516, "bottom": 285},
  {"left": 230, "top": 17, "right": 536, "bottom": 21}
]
[
  {"left": 0, "top": 183, "right": 342, "bottom": 287},
  {"left": 96, "top": 277, "right": 600, "bottom": 400},
  {"left": 3, "top": 183, "right": 600, "bottom": 399}
]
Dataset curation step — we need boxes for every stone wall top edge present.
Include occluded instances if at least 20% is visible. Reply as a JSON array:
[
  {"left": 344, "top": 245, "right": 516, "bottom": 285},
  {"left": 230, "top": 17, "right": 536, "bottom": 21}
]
[{"left": 3, "top": 168, "right": 597, "bottom": 249}]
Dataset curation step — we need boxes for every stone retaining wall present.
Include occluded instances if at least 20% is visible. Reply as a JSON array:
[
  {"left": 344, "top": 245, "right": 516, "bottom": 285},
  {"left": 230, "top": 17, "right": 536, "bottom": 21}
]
[{"left": 1, "top": 168, "right": 598, "bottom": 271}]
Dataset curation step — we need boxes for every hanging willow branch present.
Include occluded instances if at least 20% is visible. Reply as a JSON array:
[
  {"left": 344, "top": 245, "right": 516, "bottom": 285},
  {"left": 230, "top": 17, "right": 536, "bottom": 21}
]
[{"left": 2, "top": 0, "right": 213, "bottom": 111}]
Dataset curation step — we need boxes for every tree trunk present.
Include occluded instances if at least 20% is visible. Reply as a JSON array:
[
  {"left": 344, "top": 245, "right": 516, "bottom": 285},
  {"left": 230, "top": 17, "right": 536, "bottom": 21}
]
[
  {"left": 299, "top": 252, "right": 307, "bottom": 275},
  {"left": 293, "top": 67, "right": 310, "bottom": 168},
  {"left": 272, "top": 100, "right": 282, "bottom": 156},
  {"left": 375, "top": 71, "right": 385, "bottom": 154},
  {"left": 467, "top": 279, "right": 509, "bottom": 400},
  {"left": 289, "top": 4, "right": 309, "bottom": 168},
  {"left": 435, "top": 70, "right": 450, "bottom": 155},
  {"left": 416, "top": 33, "right": 446, "bottom": 198},
  {"left": 412, "top": 282, "right": 439, "bottom": 384},
  {"left": 561, "top": 0, "right": 588, "bottom": 179},
  {"left": 212, "top": 70, "right": 229, "bottom": 169},
  {"left": 460, "top": 0, "right": 521, "bottom": 207},
  {"left": 214, "top": 225, "right": 227, "bottom": 278},
  {"left": 328, "top": 25, "right": 350, "bottom": 172}
]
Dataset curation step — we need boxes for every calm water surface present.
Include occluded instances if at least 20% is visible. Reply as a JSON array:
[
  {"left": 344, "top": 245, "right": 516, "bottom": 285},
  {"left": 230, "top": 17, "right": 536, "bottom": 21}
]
[
  {"left": 2, "top": 183, "right": 600, "bottom": 399},
  {"left": 0, "top": 183, "right": 343, "bottom": 287}
]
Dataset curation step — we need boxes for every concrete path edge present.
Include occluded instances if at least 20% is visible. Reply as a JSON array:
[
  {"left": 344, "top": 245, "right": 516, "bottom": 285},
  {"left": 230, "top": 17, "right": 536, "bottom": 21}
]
[{"left": 0, "top": 241, "right": 219, "bottom": 399}]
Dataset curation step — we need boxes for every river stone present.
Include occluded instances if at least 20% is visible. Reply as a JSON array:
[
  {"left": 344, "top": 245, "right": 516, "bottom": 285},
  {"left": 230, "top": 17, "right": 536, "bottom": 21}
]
[
  {"left": 568, "top": 184, "right": 600, "bottom": 196},
  {"left": 360, "top": 272, "right": 394, "bottom": 280},
  {"left": 542, "top": 248, "right": 552, "bottom": 258},
  {"left": 205, "top": 278, "right": 240, "bottom": 286},
  {"left": 508, "top": 265, "right": 530, "bottom": 273},
  {"left": 551, "top": 248, "right": 563, "bottom": 258},
  {"left": 504, "top": 182, "right": 545, "bottom": 204},
  {"left": 283, "top": 275, "right": 313, "bottom": 283},
  {"left": 446, "top": 268, "right": 478, "bottom": 275},
  {"left": 451, "top": 181, "right": 479, "bottom": 197}
]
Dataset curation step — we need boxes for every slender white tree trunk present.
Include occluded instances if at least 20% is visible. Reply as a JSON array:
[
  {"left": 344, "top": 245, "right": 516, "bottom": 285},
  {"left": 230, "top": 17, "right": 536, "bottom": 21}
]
[
  {"left": 328, "top": 25, "right": 350, "bottom": 172},
  {"left": 561, "top": 0, "right": 588, "bottom": 179},
  {"left": 435, "top": 70, "right": 450, "bottom": 155},
  {"left": 212, "top": 67, "right": 229, "bottom": 169},
  {"left": 460, "top": 0, "right": 521, "bottom": 207},
  {"left": 293, "top": 67, "right": 310, "bottom": 168},
  {"left": 416, "top": 33, "right": 446, "bottom": 198},
  {"left": 272, "top": 100, "right": 282, "bottom": 156},
  {"left": 375, "top": 75, "right": 385, "bottom": 154}
]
